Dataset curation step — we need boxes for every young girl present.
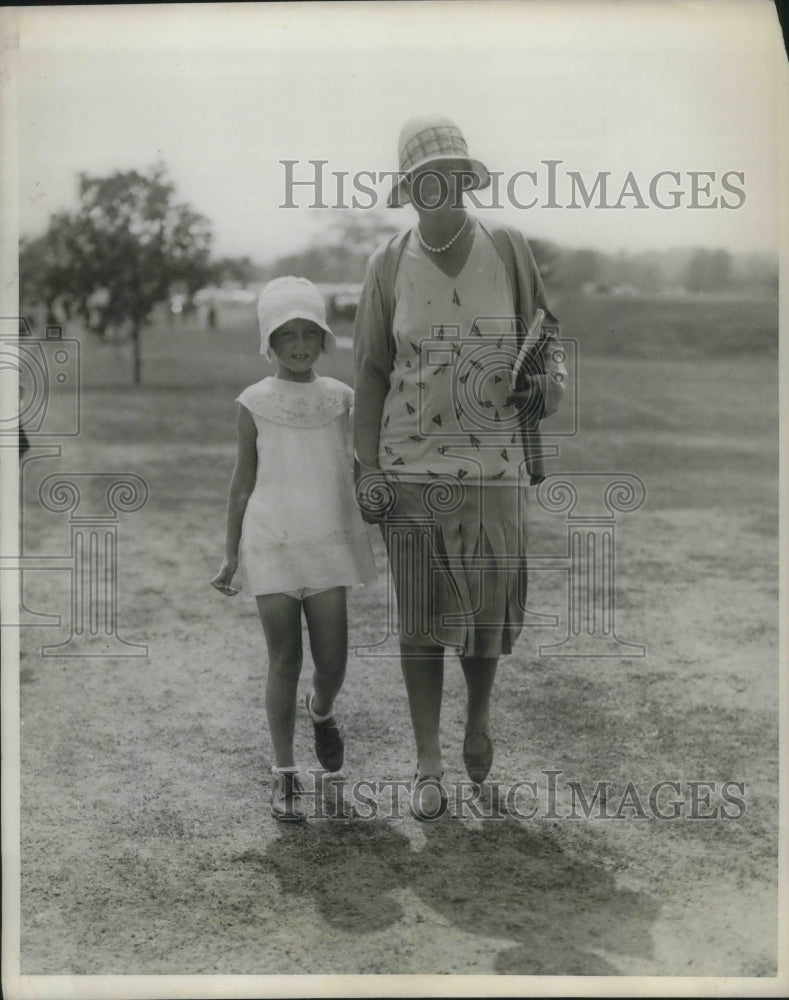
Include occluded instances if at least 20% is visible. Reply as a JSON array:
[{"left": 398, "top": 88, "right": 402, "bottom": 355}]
[{"left": 211, "top": 276, "right": 375, "bottom": 822}]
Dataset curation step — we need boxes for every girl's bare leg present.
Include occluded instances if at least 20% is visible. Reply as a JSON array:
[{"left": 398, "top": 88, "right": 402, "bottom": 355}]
[
  {"left": 302, "top": 587, "right": 348, "bottom": 716},
  {"left": 256, "top": 593, "right": 303, "bottom": 768}
]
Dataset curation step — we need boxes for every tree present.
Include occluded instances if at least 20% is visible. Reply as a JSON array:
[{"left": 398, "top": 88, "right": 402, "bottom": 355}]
[
  {"left": 19, "top": 234, "right": 54, "bottom": 321},
  {"left": 528, "top": 239, "right": 562, "bottom": 285},
  {"left": 320, "top": 209, "right": 402, "bottom": 260},
  {"left": 268, "top": 209, "right": 402, "bottom": 284},
  {"left": 684, "top": 248, "right": 731, "bottom": 293},
  {"left": 20, "top": 227, "right": 82, "bottom": 324},
  {"left": 556, "top": 247, "right": 606, "bottom": 290},
  {"left": 20, "top": 164, "right": 213, "bottom": 384},
  {"left": 209, "top": 255, "right": 265, "bottom": 288}
]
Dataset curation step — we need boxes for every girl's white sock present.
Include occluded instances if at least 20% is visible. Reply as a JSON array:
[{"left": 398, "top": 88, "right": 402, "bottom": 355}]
[
  {"left": 306, "top": 690, "right": 333, "bottom": 723},
  {"left": 271, "top": 764, "right": 299, "bottom": 775}
]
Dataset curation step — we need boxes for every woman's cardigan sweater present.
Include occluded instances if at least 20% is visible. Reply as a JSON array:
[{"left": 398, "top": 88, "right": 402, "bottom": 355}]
[{"left": 353, "top": 221, "right": 567, "bottom": 486}]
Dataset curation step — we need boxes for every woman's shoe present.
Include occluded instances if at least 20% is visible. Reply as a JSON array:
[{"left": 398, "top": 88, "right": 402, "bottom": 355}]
[
  {"left": 271, "top": 767, "right": 306, "bottom": 823},
  {"left": 410, "top": 771, "right": 449, "bottom": 822},
  {"left": 306, "top": 691, "right": 345, "bottom": 772},
  {"left": 463, "top": 733, "right": 494, "bottom": 784}
]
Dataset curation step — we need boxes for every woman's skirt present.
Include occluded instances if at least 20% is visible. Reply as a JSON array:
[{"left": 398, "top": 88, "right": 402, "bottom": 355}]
[{"left": 380, "top": 479, "right": 529, "bottom": 657}]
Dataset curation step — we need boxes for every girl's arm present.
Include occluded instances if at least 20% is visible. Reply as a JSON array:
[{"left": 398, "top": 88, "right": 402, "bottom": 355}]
[
  {"left": 211, "top": 404, "right": 258, "bottom": 595},
  {"left": 346, "top": 404, "right": 356, "bottom": 462}
]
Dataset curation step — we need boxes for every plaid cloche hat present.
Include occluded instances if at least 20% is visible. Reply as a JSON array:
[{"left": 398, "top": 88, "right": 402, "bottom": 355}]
[
  {"left": 257, "top": 276, "right": 336, "bottom": 358},
  {"left": 387, "top": 114, "right": 491, "bottom": 208}
]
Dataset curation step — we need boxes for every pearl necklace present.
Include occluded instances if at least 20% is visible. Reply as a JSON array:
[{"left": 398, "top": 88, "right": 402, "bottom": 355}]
[{"left": 417, "top": 214, "right": 469, "bottom": 254}]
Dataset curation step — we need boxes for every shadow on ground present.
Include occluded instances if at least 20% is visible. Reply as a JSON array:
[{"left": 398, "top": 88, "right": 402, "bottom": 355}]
[{"left": 239, "top": 814, "right": 659, "bottom": 975}]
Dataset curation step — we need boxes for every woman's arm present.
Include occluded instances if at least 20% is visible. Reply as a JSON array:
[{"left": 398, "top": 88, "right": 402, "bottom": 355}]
[
  {"left": 211, "top": 403, "right": 257, "bottom": 595},
  {"left": 353, "top": 255, "right": 392, "bottom": 472},
  {"left": 353, "top": 255, "right": 398, "bottom": 522},
  {"left": 513, "top": 232, "right": 567, "bottom": 419},
  {"left": 528, "top": 245, "right": 566, "bottom": 419}
]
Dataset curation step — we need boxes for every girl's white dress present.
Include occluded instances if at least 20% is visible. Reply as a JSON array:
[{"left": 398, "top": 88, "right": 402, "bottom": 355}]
[{"left": 234, "top": 376, "right": 375, "bottom": 598}]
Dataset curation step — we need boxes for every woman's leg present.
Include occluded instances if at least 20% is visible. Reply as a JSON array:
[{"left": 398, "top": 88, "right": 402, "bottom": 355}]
[
  {"left": 400, "top": 643, "right": 445, "bottom": 777},
  {"left": 301, "top": 587, "right": 348, "bottom": 716},
  {"left": 256, "top": 593, "right": 303, "bottom": 768},
  {"left": 460, "top": 655, "right": 499, "bottom": 751}
]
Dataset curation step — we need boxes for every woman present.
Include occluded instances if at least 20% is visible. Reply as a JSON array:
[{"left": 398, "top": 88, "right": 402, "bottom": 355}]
[{"left": 354, "top": 115, "right": 566, "bottom": 819}]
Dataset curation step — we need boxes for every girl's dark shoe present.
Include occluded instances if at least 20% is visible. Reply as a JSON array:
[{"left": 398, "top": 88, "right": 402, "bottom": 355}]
[
  {"left": 463, "top": 733, "right": 494, "bottom": 784},
  {"left": 271, "top": 768, "right": 306, "bottom": 823},
  {"left": 306, "top": 691, "right": 344, "bottom": 772}
]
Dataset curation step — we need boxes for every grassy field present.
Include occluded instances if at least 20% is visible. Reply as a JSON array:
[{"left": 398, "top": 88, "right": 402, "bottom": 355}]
[
  {"left": 72, "top": 292, "right": 778, "bottom": 513},
  {"left": 18, "top": 291, "right": 780, "bottom": 977}
]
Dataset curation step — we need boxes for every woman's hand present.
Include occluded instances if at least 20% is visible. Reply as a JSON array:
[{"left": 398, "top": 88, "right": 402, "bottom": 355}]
[
  {"left": 505, "top": 375, "right": 541, "bottom": 410},
  {"left": 211, "top": 559, "right": 239, "bottom": 596}
]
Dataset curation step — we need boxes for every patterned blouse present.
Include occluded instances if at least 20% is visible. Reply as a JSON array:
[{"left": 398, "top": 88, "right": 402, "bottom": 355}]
[{"left": 377, "top": 226, "right": 525, "bottom": 483}]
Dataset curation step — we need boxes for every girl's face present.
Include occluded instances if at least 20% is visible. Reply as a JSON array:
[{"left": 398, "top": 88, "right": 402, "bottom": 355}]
[{"left": 269, "top": 318, "right": 324, "bottom": 377}]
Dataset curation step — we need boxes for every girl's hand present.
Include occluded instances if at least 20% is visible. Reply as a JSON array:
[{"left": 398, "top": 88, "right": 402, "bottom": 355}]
[
  {"left": 355, "top": 471, "right": 395, "bottom": 524},
  {"left": 211, "top": 560, "right": 239, "bottom": 597},
  {"left": 359, "top": 507, "right": 387, "bottom": 525}
]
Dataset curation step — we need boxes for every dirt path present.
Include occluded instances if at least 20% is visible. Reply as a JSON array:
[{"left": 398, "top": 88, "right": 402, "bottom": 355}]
[{"left": 16, "top": 433, "right": 778, "bottom": 980}]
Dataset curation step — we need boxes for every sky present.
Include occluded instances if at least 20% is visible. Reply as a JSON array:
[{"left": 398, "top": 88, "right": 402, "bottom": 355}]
[{"left": 6, "top": 1, "right": 785, "bottom": 264}]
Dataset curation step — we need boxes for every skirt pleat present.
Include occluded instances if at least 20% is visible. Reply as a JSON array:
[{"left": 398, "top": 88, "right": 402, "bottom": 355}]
[{"left": 382, "top": 480, "right": 528, "bottom": 657}]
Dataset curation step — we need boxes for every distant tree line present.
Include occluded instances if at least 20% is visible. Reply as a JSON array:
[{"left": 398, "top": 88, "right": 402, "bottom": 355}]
[
  {"left": 246, "top": 213, "right": 776, "bottom": 297},
  {"left": 20, "top": 165, "right": 777, "bottom": 386},
  {"left": 545, "top": 244, "right": 776, "bottom": 295}
]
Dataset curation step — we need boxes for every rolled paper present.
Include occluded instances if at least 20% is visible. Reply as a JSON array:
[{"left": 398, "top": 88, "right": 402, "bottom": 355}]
[{"left": 510, "top": 308, "right": 545, "bottom": 392}]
